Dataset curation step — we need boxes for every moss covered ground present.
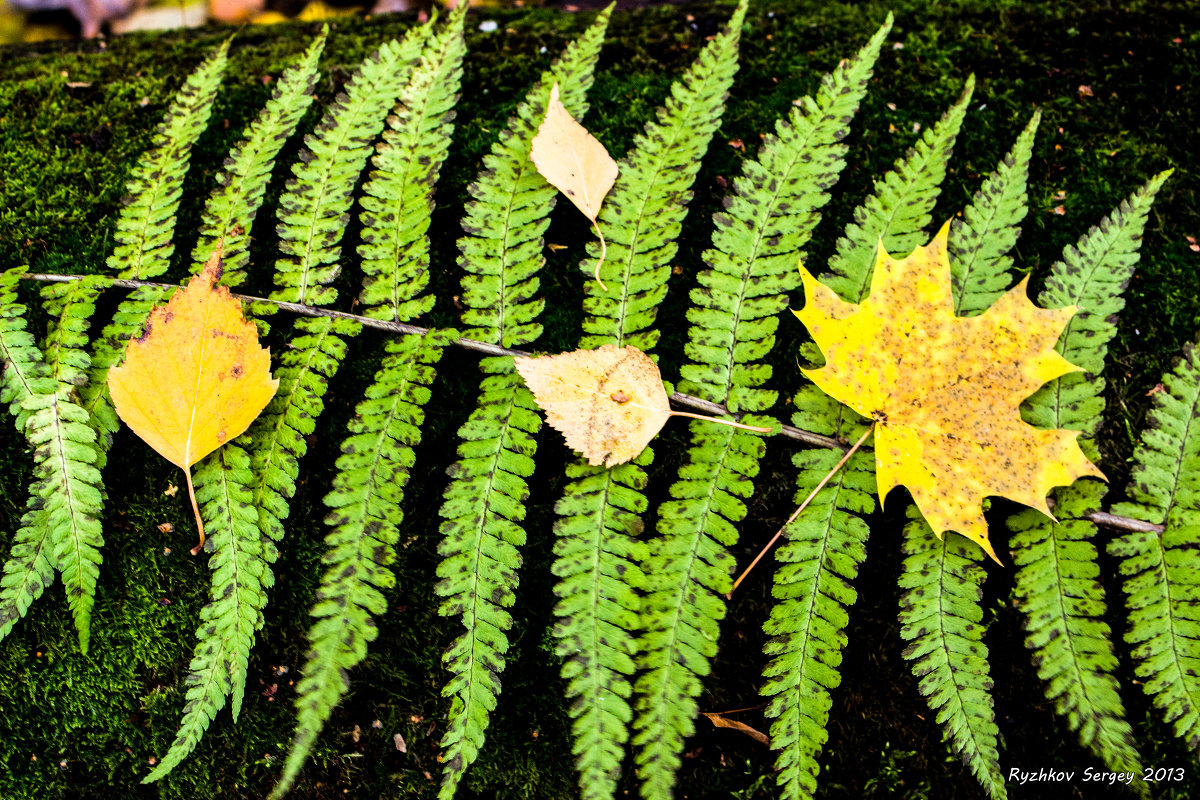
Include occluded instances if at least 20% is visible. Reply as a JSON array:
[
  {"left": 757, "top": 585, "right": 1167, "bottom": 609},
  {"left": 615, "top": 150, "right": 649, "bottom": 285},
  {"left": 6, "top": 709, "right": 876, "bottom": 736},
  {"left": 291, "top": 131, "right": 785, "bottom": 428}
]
[{"left": 0, "top": 1, "right": 1197, "bottom": 798}]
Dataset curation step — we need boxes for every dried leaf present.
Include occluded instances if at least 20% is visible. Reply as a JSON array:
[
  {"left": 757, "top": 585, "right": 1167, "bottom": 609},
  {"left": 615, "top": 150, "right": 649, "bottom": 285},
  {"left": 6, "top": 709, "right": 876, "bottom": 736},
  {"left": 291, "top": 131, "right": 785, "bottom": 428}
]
[
  {"left": 515, "top": 345, "right": 669, "bottom": 468},
  {"left": 794, "top": 222, "right": 1103, "bottom": 562},
  {"left": 108, "top": 249, "right": 279, "bottom": 551},
  {"left": 516, "top": 345, "right": 772, "bottom": 467},
  {"left": 530, "top": 82, "right": 618, "bottom": 288},
  {"left": 701, "top": 712, "right": 769, "bottom": 745}
]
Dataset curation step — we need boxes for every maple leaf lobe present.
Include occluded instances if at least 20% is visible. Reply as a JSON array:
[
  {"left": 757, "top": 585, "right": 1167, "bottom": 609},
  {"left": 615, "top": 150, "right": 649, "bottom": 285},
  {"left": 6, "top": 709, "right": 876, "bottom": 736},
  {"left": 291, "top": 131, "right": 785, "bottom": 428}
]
[{"left": 794, "top": 222, "right": 1104, "bottom": 562}]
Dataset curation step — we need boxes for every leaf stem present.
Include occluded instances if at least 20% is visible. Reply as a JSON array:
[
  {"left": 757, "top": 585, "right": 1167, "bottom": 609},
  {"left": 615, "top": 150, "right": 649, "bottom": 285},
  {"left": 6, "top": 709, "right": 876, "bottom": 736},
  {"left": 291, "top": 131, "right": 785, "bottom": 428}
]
[
  {"left": 17, "top": 271, "right": 1165, "bottom": 535},
  {"left": 667, "top": 410, "right": 771, "bottom": 433},
  {"left": 184, "top": 466, "right": 206, "bottom": 556},
  {"left": 727, "top": 423, "right": 875, "bottom": 597},
  {"left": 592, "top": 220, "right": 608, "bottom": 292}
]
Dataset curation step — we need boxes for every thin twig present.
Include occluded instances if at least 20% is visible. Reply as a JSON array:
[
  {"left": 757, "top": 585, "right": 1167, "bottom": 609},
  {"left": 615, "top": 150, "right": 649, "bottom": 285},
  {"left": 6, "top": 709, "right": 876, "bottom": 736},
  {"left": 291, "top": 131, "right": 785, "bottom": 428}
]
[
  {"left": 728, "top": 424, "right": 876, "bottom": 597},
  {"left": 18, "top": 271, "right": 1166, "bottom": 535}
]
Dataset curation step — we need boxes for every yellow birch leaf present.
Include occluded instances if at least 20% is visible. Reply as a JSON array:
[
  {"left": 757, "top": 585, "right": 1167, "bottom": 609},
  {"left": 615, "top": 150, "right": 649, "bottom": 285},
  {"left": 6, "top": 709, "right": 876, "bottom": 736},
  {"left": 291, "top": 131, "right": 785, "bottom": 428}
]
[
  {"left": 108, "top": 249, "right": 279, "bottom": 552},
  {"left": 794, "top": 222, "right": 1104, "bottom": 562},
  {"left": 515, "top": 344, "right": 769, "bottom": 468},
  {"left": 530, "top": 82, "right": 618, "bottom": 288}
]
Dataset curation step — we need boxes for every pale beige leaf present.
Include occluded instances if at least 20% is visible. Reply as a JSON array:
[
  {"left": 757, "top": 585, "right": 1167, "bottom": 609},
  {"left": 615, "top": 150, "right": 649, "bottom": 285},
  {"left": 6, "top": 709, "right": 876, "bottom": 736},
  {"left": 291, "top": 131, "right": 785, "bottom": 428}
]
[
  {"left": 530, "top": 82, "right": 618, "bottom": 223},
  {"left": 514, "top": 344, "right": 669, "bottom": 467}
]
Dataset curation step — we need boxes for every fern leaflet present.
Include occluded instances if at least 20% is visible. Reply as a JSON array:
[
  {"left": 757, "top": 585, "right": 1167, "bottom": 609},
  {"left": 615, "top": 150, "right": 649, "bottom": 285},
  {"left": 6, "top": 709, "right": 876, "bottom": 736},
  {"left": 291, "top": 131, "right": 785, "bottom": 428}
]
[
  {"left": 22, "top": 277, "right": 110, "bottom": 653},
  {"left": 1007, "top": 172, "right": 1172, "bottom": 777},
  {"left": 1108, "top": 340, "right": 1200, "bottom": 751},
  {"left": 896, "top": 117, "right": 1039, "bottom": 798},
  {"left": 270, "top": 25, "right": 427, "bottom": 308},
  {"left": 272, "top": 329, "right": 456, "bottom": 799},
  {"left": 949, "top": 110, "right": 1039, "bottom": 316},
  {"left": 360, "top": 4, "right": 467, "bottom": 323},
  {"left": 436, "top": 10, "right": 609, "bottom": 797},
  {"left": 761, "top": 393, "right": 874, "bottom": 800},
  {"left": 192, "top": 32, "right": 328, "bottom": 285},
  {"left": 635, "top": 17, "right": 890, "bottom": 800},
  {"left": 898, "top": 513, "right": 1005, "bottom": 800},
  {"left": 822, "top": 75, "right": 974, "bottom": 305},
  {"left": 144, "top": 443, "right": 266, "bottom": 782},
  {"left": 0, "top": 269, "right": 56, "bottom": 644},
  {"left": 552, "top": 5, "right": 744, "bottom": 798}
]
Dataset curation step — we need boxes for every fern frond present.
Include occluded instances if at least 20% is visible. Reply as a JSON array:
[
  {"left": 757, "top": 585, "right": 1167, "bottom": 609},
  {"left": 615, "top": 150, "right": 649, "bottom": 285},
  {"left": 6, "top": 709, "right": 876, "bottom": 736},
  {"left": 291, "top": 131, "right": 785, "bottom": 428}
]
[
  {"left": 435, "top": 11, "right": 611, "bottom": 796},
  {"left": 143, "top": 442, "right": 266, "bottom": 782},
  {"left": 272, "top": 329, "right": 455, "bottom": 800},
  {"left": 456, "top": 4, "right": 611, "bottom": 347},
  {"left": 949, "top": 110, "right": 1039, "bottom": 316},
  {"left": 359, "top": 5, "right": 466, "bottom": 323},
  {"left": 23, "top": 276, "right": 109, "bottom": 653},
  {"left": 1023, "top": 169, "right": 1173, "bottom": 437},
  {"left": 823, "top": 75, "right": 975, "bottom": 304},
  {"left": 435, "top": 357, "right": 541, "bottom": 800},
  {"left": 898, "top": 512, "right": 1005, "bottom": 800},
  {"left": 0, "top": 270, "right": 56, "bottom": 644},
  {"left": 578, "top": 0, "right": 745, "bottom": 352},
  {"left": 192, "top": 32, "right": 328, "bottom": 285},
  {"left": 761, "top": 392, "right": 874, "bottom": 800},
  {"left": 0, "top": 267, "right": 52, "bottom": 429},
  {"left": 248, "top": 316, "right": 359, "bottom": 544},
  {"left": 1108, "top": 340, "right": 1200, "bottom": 750},
  {"left": 107, "top": 40, "right": 229, "bottom": 281},
  {"left": 633, "top": 20, "right": 890, "bottom": 800},
  {"left": 271, "top": 26, "right": 427, "bottom": 308},
  {"left": 552, "top": 453, "right": 650, "bottom": 800},
  {"left": 550, "top": 8, "right": 744, "bottom": 799},
  {"left": 1009, "top": 481, "right": 1142, "bottom": 776},
  {"left": 679, "top": 12, "right": 890, "bottom": 412},
  {"left": 633, "top": 421, "right": 766, "bottom": 800},
  {"left": 1005, "top": 173, "right": 1171, "bottom": 779}
]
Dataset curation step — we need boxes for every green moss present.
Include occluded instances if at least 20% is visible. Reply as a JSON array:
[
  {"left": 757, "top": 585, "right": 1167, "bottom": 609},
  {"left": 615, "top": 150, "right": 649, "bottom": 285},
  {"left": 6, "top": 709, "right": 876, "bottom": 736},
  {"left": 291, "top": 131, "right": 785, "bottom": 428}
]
[{"left": 1, "top": 1, "right": 1198, "bottom": 798}]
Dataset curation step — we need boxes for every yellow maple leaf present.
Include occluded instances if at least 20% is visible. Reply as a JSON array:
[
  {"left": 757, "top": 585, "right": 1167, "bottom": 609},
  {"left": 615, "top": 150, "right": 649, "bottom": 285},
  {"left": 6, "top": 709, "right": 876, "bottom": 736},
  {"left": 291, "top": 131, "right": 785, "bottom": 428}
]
[
  {"left": 108, "top": 250, "right": 279, "bottom": 553},
  {"left": 794, "top": 222, "right": 1104, "bottom": 562}
]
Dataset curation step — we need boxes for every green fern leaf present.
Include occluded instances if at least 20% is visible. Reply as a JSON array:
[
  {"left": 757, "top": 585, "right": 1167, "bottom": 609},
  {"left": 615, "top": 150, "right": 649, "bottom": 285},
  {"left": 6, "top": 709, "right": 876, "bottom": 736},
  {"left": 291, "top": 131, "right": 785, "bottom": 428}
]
[
  {"left": 1023, "top": 169, "right": 1173, "bottom": 439},
  {"left": 949, "top": 110, "right": 1040, "bottom": 316},
  {"left": 108, "top": 40, "right": 229, "bottom": 281},
  {"left": 822, "top": 75, "right": 975, "bottom": 305},
  {"left": 890, "top": 113, "right": 1041, "bottom": 800},
  {"left": 436, "top": 12, "right": 609, "bottom": 796},
  {"left": 1108, "top": 340, "right": 1200, "bottom": 751},
  {"left": 761, "top": 396, "right": 874, "bottom": 800},
  {"left": 192, "top": 32, "right": 328, "bottom": 286},
  {"left": 270, "top": 25, "right": 427, "bottom": 308},
  {"left": 579, "top": 0, "right": 745, "bottom": 352},
  {"left": 1005, "top": 171, "right": 1171, "bottom": 778},
  {"left": 23, "top": 276, "right": 109, "bottom": 653},
  {"left": 552, "top": 7, "right": 744, "bottom": 799},
  {"left": 359, "top": 4, "right": 466, "bottom": 323},
  {"left": 143, "top": 442, "right": 266, "bottom": 782},
  {"left": 0, "top": 268, "right": 53, "bottom": 430},
  {"left": 898, "top": 514, "right": 1006, "bottom": 800},
  {"left": 272, "top": 329, "right": 456, "bottom": 799},
  {"left": 436, "top": 357, "right": 541, "bottom": 800},
  {"left": 457, "top": 4, "right": 611, "bottom": 347},
  {"left": 0, "top": 270, "right": 56, "bottom": 644},
  {"left": 635, "top": 18, "right": 890, "bottom": 800},
  {"left": 1009, "top": 481, "right": 1143, "bottom": 777}
]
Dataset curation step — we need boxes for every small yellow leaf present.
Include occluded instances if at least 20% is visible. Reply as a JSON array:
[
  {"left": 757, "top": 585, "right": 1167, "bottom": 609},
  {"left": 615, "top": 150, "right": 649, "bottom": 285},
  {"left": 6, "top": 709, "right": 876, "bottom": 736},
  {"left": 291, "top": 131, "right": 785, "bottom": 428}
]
[
  {"left": 531, "top": 82, "right": 618, "bottom": 224},
  {"left": 514, "top": 345, "right": 669, "bottom": 468},
  {"left": 701, "top": 712, "right": 769, "bottom": 745},
  {"left": 794, "top": 222, "right": 1103, "bottom": 562},
  {"left": 109, "top": 249, "right": 279, "bottom": 550}
]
